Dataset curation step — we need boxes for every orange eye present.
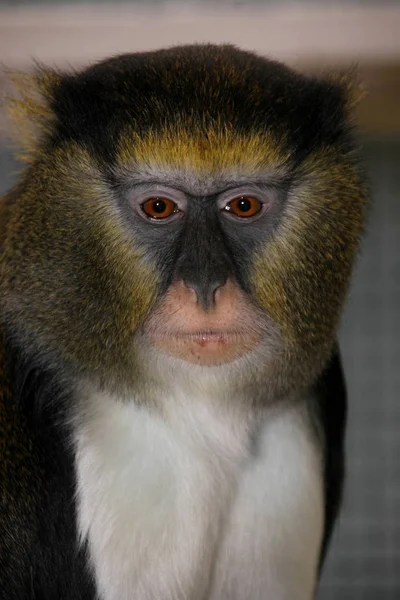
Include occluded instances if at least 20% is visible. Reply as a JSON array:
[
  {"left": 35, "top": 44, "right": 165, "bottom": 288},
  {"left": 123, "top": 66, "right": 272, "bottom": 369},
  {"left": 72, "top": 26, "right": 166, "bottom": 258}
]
[
  {"left": 141, "top": 197, "right": 177, "bottom": 219},
  {"left": 225, "top": 196, "right": 262, "bottom": 218}
]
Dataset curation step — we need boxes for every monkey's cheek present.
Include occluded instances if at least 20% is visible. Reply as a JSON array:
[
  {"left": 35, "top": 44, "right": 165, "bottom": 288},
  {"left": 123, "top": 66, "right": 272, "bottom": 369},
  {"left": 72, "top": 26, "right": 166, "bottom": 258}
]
[{"left": 147, "top": 335, "right": 261, "bottom": 366}]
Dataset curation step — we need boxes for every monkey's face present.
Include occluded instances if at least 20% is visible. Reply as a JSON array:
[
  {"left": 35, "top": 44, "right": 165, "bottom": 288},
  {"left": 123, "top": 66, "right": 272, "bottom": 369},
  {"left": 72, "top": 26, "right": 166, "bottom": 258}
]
[
  {"left": 114, "top": 168, "right": 285, "bottom": 368},
  {"left": 1, "top": 45, "right": 367, "bottom": 396}
]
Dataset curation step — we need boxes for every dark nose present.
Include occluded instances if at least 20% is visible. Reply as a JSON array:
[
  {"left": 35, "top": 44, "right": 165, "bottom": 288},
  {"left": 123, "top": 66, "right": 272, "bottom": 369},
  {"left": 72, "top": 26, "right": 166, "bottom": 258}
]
[{"left": 174, "top": 203, "right": 233, "bottom": 311}]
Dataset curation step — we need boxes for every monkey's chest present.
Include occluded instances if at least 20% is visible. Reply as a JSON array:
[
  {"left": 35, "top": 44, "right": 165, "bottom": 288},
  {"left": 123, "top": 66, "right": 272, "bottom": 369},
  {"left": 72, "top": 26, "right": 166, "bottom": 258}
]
[{"left": 74, "top": 391, "right": 323, "bottom": 600}]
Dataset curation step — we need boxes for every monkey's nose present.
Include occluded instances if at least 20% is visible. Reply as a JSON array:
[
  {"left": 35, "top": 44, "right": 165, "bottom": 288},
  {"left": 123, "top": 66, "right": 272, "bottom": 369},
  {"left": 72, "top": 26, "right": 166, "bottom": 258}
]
[{"left": 178, "top": 278, "right": 227, "bottom": 312}]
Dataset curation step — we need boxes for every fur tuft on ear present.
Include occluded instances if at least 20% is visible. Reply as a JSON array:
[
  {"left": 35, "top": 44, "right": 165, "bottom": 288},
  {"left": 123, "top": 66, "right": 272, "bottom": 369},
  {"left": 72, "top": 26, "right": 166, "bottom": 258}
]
[
  {"left": 5, "top": 68, "right": 60, "bottom": 163},
  {"left": 329, "top": 66, "right": 367, "bottom": 113}
]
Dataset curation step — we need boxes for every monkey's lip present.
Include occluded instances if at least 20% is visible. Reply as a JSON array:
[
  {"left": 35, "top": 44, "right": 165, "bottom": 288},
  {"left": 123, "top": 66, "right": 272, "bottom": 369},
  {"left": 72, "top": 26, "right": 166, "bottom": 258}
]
[
  {"left": 143, "top": 328, "right": 261, "bottom": 366},
  {"left": 146, "top": 330, "right": 251, "bottom": 344}
]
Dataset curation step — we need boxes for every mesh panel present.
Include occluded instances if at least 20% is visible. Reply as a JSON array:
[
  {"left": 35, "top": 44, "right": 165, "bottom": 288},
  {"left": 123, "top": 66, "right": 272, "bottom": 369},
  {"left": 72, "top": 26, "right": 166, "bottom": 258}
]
[{"left": 319, "top": 138, "right": 400, "bottom": 599}]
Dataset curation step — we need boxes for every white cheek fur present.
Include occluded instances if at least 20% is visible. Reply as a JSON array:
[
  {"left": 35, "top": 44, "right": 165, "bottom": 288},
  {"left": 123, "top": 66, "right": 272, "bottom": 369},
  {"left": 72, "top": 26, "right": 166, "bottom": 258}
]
[{"left": 74, "top": 387, "right": 323, "bottom": 600}]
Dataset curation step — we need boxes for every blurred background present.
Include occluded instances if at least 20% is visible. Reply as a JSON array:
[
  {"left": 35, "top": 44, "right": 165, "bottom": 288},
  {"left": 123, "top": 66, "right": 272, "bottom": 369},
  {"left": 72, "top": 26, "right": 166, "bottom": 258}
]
[{"left": 0, "top": 1, "right": 399, "bottom": 598}]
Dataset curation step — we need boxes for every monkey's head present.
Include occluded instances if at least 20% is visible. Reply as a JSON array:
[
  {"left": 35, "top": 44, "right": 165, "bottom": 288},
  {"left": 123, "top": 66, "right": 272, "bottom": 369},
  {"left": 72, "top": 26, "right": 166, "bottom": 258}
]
[{"left": 1, "top": 45, "right": 367, "bottom": 398}]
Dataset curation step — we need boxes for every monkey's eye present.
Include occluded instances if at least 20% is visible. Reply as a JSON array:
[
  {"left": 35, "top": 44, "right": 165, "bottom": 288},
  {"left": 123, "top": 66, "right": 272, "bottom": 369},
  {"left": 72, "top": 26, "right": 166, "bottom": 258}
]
[
  {"left": 224, "top": 196, "right": 262, "bottom": 218},
  {"left": 141, "top": 197, "right": 178, "bottom": 219}
]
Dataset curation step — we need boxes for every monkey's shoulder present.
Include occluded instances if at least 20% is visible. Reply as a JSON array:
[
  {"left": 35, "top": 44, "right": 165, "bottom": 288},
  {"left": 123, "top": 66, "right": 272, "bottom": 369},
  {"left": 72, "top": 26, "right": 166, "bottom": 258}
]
[
  {"left": 0, "top": 337, "right": 95, "bottom": 599},
  {"left": 312, "top": 345, "right": 347, "bottom": 564},
  {"left": 0, "top": 329, "right": 34, "bottom": 483}
]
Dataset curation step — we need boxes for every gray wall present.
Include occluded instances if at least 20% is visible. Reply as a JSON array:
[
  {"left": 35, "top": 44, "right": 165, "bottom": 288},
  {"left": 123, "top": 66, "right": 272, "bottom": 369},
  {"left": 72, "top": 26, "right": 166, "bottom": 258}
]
[
  {"left": 320, "top": 138, "right": 400, "bottom": 599},
  {"left": 1, "top": 138, "right": 399, "bottom": 598}
]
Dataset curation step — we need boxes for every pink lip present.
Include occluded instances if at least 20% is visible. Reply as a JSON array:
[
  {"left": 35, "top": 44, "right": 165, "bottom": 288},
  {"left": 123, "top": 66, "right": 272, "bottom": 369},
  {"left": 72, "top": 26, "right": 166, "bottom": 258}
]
[
  {"left": 148, "top": 331, "right": 245, "bottom": 342},
  {"left": 178, "top": 332, "right": 234, "bottom": 346},
  {"left": 143, "top": 327, "right": 262, "bottom": 365}
]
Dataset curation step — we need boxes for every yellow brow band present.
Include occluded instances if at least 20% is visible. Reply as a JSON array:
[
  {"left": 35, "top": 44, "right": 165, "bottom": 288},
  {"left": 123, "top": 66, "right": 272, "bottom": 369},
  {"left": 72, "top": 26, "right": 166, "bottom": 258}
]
[{"left": 117, "top": 125, "right": 291, "bottom": 173}]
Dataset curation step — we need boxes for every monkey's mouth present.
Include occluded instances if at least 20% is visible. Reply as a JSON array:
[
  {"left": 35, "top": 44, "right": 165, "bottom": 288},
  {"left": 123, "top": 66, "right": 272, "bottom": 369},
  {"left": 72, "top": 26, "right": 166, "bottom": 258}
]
[
  {"left": 143, "top": 329, "right": 261, "bottom": 366},
  {"left": 155, "top": 330, "right": 244, "bottom": 342},
  {"left": 139, "top": 278, "right": 266, "bottom": 366}
]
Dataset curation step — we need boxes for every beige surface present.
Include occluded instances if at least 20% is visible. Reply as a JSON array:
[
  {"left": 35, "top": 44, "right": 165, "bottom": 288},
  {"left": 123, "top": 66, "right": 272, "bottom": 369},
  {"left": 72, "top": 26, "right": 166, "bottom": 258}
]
[
  {"left": 1, "top": 4, "right": 400, "bottom": 67},
  {"left": 1, "top": 3, "right": 400, "bottom": 135}
]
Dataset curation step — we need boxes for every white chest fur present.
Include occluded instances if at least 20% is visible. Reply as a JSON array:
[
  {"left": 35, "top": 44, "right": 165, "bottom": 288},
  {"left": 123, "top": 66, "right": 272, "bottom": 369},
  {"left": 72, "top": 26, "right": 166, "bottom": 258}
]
[{"left": 74, "top": 388, "right": 324, "bottom": 600}]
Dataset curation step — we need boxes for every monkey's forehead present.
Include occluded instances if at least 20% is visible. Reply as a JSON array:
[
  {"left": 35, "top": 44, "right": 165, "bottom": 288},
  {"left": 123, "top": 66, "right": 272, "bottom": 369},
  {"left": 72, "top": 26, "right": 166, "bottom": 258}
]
[
  {"left": 114, "top": 126, "right": 291, "bottom": 180},
  {"left": 48, "top": 45, "right": 349, "bottom": 167}
]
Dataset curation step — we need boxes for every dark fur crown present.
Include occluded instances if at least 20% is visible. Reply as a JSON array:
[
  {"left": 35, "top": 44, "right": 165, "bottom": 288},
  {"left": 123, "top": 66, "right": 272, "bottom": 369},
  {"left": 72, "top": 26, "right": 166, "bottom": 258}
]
[{"left": 41, "top": 44, "right": 353, "bottom": 165}]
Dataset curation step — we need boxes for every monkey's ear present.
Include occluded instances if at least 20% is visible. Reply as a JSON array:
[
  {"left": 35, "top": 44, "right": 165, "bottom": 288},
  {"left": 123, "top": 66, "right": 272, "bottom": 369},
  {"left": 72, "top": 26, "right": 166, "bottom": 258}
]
[
  {"left": 329, "top": 67, "right": 366, "bottom": 113},
  {"left": 5, "top": 68, "right": 61, "bottom": 163}
]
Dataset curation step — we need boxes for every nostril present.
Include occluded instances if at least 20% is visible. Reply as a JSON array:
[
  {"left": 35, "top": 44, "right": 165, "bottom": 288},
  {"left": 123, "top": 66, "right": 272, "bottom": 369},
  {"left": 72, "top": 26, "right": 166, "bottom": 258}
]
[
  {"left": 177, "top": 272, "right": 230, "bottom": 311},
  {"left": 201, "top": 278, "right": 228, "bottom": 310},
  {"left": 210, "top": 280, "right": 227, "bottom": 304},
  {"left": 182, "top": 280, "right": 199, "bottom": 303}
]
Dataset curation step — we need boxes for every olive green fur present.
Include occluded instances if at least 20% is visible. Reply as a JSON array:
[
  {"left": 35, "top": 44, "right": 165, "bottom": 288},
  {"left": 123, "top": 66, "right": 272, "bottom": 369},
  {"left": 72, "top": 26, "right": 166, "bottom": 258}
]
[
  {"left": 0, "top": 144, "right": 157, "bottom": 389},
  {"left": 253, "top": 146, "right": 367, "bottom": 392}
]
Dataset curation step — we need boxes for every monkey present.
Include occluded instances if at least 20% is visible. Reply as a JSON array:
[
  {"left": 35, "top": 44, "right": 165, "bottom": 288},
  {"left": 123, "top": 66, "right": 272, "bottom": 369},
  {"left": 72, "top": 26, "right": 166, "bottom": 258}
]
[{"left": 0, "top": 44, "right": 367, "bottom": 600}]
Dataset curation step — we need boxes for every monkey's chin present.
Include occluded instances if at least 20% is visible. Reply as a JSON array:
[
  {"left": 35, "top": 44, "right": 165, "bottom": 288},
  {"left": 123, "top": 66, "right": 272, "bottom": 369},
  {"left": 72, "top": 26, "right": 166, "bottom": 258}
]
[{"left": 145, "top": 331, "right": 261, "bottom": 366}]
